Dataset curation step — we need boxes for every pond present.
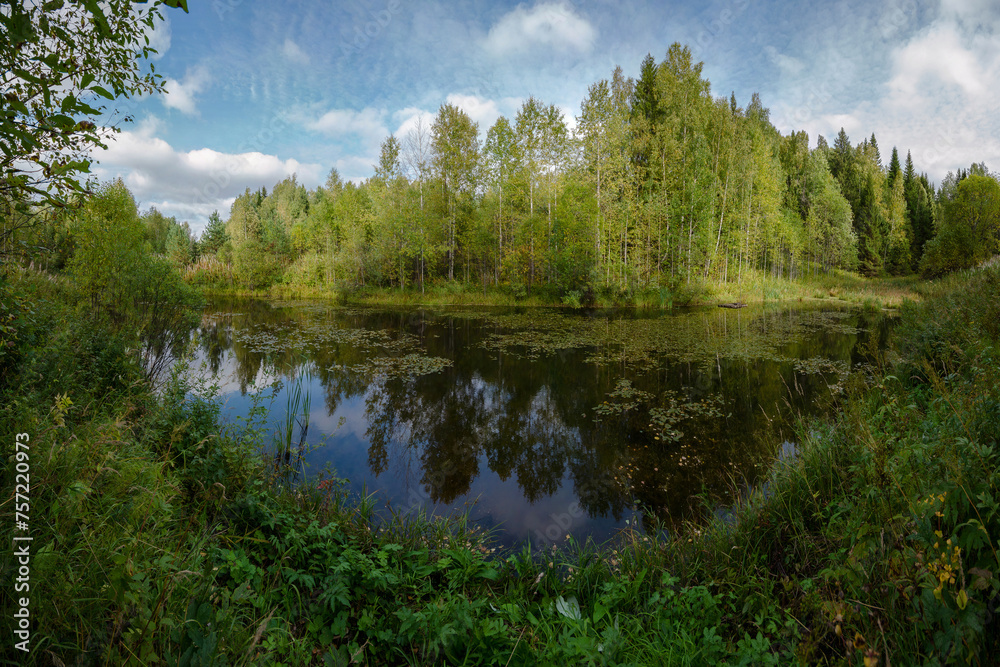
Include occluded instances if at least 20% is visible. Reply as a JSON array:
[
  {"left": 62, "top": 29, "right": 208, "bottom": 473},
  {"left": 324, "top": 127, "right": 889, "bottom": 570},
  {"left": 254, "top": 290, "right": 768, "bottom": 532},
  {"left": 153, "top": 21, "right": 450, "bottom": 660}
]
[{"left": 193, "top": 298, "right": 892, "bottom": 550}]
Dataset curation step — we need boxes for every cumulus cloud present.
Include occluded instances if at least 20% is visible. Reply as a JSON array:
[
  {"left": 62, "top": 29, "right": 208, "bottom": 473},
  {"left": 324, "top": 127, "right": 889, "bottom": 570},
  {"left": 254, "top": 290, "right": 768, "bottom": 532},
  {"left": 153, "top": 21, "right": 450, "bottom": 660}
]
[
  {"left": 444, "top": 94, "right": 523, "bottom": 130},
  {"left": 93, "top": 118, "right": 323, "bottom": 234},
  {"left": 162, "top": 66, "right": 210, "bottom": 116},
  {"left": 303, "top": 107, "right": 388, "bottom": 149},
  {"left": 484, "top": 2, "right": 597, "bottom": 57},
  {"left": 887, "top": 27, "right": 987, "bottom": 100},
  {"left": 392, "top": 96, "right": 523, "bottom": 140},
  {"left": 875, "top": 3, "right": 1000, "bottom": 178},
  {"left": 332, "top": 155, "right": 380, "bottom": 185},
  {"left": 393, "top": 107, "right": 436, "bottom": 139},
  {"left": 765, "top": 0, "right": 999, "bottom": 182}
]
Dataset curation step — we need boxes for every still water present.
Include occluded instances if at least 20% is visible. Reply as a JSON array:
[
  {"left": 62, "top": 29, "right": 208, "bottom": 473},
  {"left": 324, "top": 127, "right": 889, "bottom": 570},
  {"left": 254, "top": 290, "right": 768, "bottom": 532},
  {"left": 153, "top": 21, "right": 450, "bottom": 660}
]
[{"left": 194, "top": 298, "right": 891, "bottom": 549}]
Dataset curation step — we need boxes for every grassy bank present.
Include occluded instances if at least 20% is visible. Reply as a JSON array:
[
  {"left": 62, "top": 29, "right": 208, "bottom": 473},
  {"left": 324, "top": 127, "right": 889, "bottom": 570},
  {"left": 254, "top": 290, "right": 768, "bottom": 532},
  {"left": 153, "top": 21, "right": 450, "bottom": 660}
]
[
  {"left": 198, "top": 268, "right": 924, "bottom": 311},
  {"left": 3, "top": 263, "right": 998, "bottom": 664}
]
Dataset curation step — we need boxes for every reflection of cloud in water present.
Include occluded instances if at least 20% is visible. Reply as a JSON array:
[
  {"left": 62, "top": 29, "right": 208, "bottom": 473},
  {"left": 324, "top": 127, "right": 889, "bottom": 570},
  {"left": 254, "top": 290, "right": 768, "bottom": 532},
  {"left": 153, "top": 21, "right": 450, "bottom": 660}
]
[
  {"left": 189, "top": 347, "right": 281, "bottom": 397},
  {"left": 308, "top": 392, "right": 366, "bottom": 441}
]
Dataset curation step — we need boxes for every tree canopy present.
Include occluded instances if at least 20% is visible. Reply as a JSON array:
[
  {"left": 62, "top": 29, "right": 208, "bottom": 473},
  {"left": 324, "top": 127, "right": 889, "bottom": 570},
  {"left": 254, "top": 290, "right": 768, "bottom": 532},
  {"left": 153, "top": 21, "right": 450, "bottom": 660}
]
[{"left": 1, "top": 0, "right": 187, "bottom": 248}]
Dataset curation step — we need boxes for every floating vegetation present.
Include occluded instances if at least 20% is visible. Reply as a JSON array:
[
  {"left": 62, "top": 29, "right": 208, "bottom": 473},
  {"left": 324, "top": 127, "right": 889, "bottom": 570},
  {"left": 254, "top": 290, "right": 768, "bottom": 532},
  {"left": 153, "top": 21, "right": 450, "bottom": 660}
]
[
  {"left": 648, "top": 391, "right": 728, "bottom": 443},
  {"left": 593, "top": 380, "right": 654, "bottom": 418},
  {"left": 793, "top": 357, "right": 851, "bottom": 376},
  {"left": 234, "top": 321, "right": 422, "bottom": 356},
  {"left": 349, "top": 353, "right": 453, "bottom": 380},
  {"left": 475, "top": 305, "right": 865, "bottom": 373}
]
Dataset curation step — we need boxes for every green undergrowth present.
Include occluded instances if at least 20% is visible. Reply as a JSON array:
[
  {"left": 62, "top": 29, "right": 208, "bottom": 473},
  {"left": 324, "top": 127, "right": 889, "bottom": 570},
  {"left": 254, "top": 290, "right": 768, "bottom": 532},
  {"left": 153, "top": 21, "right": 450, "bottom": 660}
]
[
  {"left": 2, "top": 265, "right": 998, "bottom": 665},
  {"left": 197, "top": 268, "right": 922, "bottom": 312}
]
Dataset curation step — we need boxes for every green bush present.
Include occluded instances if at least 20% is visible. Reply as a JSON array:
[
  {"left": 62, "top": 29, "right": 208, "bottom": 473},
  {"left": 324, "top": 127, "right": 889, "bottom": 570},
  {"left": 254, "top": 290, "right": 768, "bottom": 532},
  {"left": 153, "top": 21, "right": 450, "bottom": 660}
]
[{"left": 233, "top": 238, "right": 285, "bottom": 291}]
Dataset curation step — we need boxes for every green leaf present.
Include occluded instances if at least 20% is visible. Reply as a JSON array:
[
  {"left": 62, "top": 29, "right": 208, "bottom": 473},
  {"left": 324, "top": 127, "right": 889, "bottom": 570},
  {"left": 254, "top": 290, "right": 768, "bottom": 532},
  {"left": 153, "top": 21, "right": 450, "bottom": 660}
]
[
  {"left": 47, "top": 114, "right": 76, "bottom": 129},
  {"left": 956, "top": 589, "right": 969, "bottom": 610},
  {"left": 555, "top": 596, "right": 582, "bottom": 622},
  {"left": 82, "top": 0, "right": 112, "bottom": 37},
  {"left": 12, "top": 68, "right": 44, "bottom": 86},
  {"left": 5, "top": 97, "right": 29, "bottom": 115},
  {"left": 92, "top": 86, "right": 114, "bottom": 101}
]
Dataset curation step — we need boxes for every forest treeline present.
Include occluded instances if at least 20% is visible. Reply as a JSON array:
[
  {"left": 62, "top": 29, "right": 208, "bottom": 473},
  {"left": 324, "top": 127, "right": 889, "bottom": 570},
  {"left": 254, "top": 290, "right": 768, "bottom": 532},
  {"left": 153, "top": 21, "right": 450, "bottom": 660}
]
[{"left": 13, "top": 44, "right": 1000, "bottom": 295}]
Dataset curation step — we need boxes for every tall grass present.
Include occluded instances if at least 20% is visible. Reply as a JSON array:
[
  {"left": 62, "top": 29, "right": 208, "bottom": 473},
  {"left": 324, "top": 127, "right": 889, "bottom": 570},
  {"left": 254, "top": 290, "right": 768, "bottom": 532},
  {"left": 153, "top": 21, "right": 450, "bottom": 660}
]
[{"left": 221, "top": 270, "right": 925, "bottom": 311}]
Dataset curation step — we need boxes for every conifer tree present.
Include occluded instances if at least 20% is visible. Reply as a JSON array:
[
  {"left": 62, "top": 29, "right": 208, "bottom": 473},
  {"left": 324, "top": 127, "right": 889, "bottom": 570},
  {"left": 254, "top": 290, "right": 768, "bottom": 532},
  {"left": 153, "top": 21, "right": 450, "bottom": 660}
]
[{"left": 200, "top": 211, "right": 228, "bottom": 256}]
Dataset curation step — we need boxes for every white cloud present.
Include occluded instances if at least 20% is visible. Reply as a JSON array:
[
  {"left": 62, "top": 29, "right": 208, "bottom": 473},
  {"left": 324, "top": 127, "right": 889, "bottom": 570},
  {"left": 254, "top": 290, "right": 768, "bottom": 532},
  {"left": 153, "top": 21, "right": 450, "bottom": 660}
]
[
  {"left": 484, "top": 2, "right": 596, "bottom": 57},
  {"left": 393, "top": 107, "right": 436, "bottom": 139},
  {"left": 558, "top": 104, "right": 577, "bottom": 134},
  {"left": 391, "top": 97, "right": 525, "bottom": 139},
  {"left": 765, "top": 46, "right": 805, "bottom": 76},
  {"left": 875, "top": 4, "right": 1000, "bottom": 179},
  {"left": 282, "top": 38, "right": 310, "bottom": 65},
  {"left": 93, "top": 118, "right": 323, "bottom": 234},
  {"left": 333, "top": 155, "right": 379, "bottom": 185},
  {"left": 766, "top": 0, "right": 1000, "bottom": 183},
  {"left": 450, "top": 94, "right": 526, "bottom": 132},
  {"left": 162, "top": 66, "right": 210, "bottom": 116},
  {"left": 887, "top": 27, "right": 986, "bottom": 100},
  {"left": 304, "top": 107, "right": 388, "bottom": 146},
  {"left": 145, "top": 12, "right": 171, "bottom": 60}
]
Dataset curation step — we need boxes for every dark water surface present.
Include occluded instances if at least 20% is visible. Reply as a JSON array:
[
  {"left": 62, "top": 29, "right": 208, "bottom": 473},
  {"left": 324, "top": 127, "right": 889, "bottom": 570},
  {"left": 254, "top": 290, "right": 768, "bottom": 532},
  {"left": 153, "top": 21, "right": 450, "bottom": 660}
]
[{"left": 194, "top": 298, "right": 892, "bottom": 549}]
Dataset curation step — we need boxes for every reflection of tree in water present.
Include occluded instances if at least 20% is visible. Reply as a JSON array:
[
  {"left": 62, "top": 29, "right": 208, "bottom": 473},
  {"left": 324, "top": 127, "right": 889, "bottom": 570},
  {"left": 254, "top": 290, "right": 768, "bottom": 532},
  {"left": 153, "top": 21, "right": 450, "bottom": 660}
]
[
  {"left": 197, "top": 314, "right": 234, "bottom": 376},
  {"left": 567, "top": 426, "right": 630, "bottom": 521},
  {"left": 363, "top": 359, "right": 585, "bottom": 506},
  {"left": 196, "top": 297, "right": 890, "bottom": 540},
  {"left": 493, "top": 386, "right": 573, "bottom": 502}
]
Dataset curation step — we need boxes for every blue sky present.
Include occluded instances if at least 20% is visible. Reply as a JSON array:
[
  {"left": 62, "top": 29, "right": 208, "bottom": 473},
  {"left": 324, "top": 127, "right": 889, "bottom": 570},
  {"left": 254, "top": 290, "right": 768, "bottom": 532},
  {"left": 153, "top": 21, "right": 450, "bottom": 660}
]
[{"left": 93, "top": 0, "right": 1000, "bottom": 235}]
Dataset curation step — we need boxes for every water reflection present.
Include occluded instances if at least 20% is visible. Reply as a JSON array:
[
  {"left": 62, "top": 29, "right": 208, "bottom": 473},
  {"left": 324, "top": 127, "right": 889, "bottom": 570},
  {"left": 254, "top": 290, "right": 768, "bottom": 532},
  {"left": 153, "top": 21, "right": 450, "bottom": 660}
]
[{"left": 194, "top": 299, "right": 892, "bottom": 548}]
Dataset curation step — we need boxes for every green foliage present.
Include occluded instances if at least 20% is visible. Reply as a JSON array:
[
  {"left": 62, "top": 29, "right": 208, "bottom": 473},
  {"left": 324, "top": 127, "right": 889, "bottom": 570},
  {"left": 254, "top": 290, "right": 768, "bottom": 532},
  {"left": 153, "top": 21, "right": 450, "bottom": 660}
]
[
  {"left": 166, "top": 220, "right": 195, "bottom": 266},
  {"left": 0, "top": 0, "right": 187, "bottom": 231},
  {"left": 921, "top": 174, "right": 1000, "bottom": 277},
  {"left": 233, "top": 238, "right": 284, "bottom": 291},
  {"left": 67, "top": 180, "right": 203, "bottom": 380},
  {"left": 200, "top": 210, "right": 229, "bottom": 256}
]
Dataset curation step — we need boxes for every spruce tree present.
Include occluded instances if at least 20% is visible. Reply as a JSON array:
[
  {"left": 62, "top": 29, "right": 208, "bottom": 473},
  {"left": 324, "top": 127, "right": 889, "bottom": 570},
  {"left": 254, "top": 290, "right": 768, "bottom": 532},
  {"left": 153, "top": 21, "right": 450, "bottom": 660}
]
[
  {"left": 903, "top": 150, "right": 916, "bottom": 186},
  {"left": 829, "top": 128, "right": 852, "bottom": 181},
  {"left": 869, "top": 133, "right": 882, "bottom": 168},
  {"left": 201, "top": 210, "right": 228, "bottom": 256},
  {"left": 888, "top": 147, "right": 901, "bottom": 183}
]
